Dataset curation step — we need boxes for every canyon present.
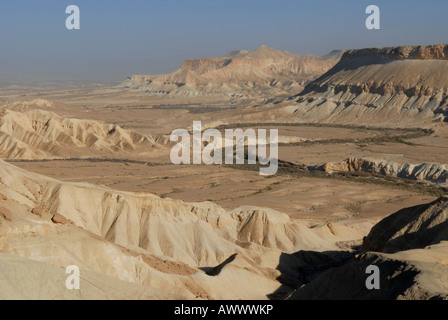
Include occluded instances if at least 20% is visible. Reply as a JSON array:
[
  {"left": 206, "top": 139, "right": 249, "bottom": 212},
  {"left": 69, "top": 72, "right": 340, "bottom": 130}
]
[{"left": 0, "top": 43, "right": 447, "bottom": 300}]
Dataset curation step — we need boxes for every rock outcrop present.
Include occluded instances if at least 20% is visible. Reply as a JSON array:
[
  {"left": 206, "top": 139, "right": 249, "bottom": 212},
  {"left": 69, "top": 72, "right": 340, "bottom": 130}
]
[{"left": 323, "top": 157, "right": 448, "bottom": 186}]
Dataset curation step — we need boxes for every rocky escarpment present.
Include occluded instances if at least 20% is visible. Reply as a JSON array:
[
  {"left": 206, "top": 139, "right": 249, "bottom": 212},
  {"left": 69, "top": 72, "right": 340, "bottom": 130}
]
[
  {"left": 323, "top": 157, "right": 448, "bottom": 186},
  {"left": 122, "top": 46, "right": 342, "bottom": 97},
  {"left": 342, "top": 44, "right": 448, "bottom": 61},
  {"left": 285, "top": 44, "right": 448, "bottom": 125}
]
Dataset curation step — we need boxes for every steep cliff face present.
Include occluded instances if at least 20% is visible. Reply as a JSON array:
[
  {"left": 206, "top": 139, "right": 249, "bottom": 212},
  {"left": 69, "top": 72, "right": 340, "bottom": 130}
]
[
  {"left": 342, "top": 44, "right": 448, "bottom": 61},
  {"left": 285, "top": 44, "right": 448, "bottom": 125},
  {"left": 122, "top": 45, "right": 342, "bottom": 97}
]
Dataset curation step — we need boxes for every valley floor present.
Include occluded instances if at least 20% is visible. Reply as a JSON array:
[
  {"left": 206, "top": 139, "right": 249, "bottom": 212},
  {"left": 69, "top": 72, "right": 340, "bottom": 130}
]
[{"left": 0, "top": 89, "right": 447, "bottom": 299}]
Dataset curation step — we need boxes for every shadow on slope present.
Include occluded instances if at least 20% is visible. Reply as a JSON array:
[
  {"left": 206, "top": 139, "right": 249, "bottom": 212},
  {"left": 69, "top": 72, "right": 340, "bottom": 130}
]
[
  {"left": 267, "top": 250, "right": 352, "bottom": 300},
  {"left": 363, "top": 196, "right": 448, "bottom": 253},
  {"left": 270, "top": 196, "right": 448, "bottom": 300},
  {"left": 200, "top": 253, "right": 238, "bottom": 276},
  {"left": 286, "top": 253, "right": 423, "bottom": 300}
]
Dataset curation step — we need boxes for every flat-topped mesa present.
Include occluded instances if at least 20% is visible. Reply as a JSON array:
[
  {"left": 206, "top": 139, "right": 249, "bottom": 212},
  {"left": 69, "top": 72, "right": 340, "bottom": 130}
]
[
  {"left": 341, "top": 44, "right": 448, "bottom": 61},
  {"left": 122, "top": 45, "right": 342, "bottom": 97},
  {"left": 303, "top": 44, "right": 448, "bottom": 95},
  {"left": 286, "top": 44, "right": 448, "bottom": 124}
]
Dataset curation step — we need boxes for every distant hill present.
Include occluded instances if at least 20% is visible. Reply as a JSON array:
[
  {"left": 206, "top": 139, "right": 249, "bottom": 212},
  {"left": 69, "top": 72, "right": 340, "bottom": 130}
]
[
  {"left": 0, "top": 101, "right": 168, "bottom": 159},
  {"left": 122, "top": 45, "right": 343, "bottom": 98}
]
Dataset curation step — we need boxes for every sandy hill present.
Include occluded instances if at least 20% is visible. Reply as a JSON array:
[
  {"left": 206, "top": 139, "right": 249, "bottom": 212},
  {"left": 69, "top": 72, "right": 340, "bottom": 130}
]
[
  {"left": 0, "top": 160, "right": 372, "bottom": 299},
  {"left": 122, "top": 45, "right": 342, "bottom": 97},
  {"left": 0, "top": 158, "right": 447, "bottom": 299},
  {"left": 0, "top": 252, "right": 179, "bottom": 300},
  {"left": 280, "top": 44, "right": 448, "bottom": 125},
  {"left": 0, "top": 107, "right": 168, "bottom": 159}
]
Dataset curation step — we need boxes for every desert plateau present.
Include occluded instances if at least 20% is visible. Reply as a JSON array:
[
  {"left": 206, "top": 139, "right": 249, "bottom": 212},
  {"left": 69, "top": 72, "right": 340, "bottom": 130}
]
[{"left": 1, "top": 1, "right": 448, "bottom": 303}]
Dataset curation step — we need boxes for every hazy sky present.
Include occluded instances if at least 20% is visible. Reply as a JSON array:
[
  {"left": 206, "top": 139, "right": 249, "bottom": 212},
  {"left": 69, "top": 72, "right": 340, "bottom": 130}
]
[{"left": 0, "top": 0, "right": 447, "bottom": 85}]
